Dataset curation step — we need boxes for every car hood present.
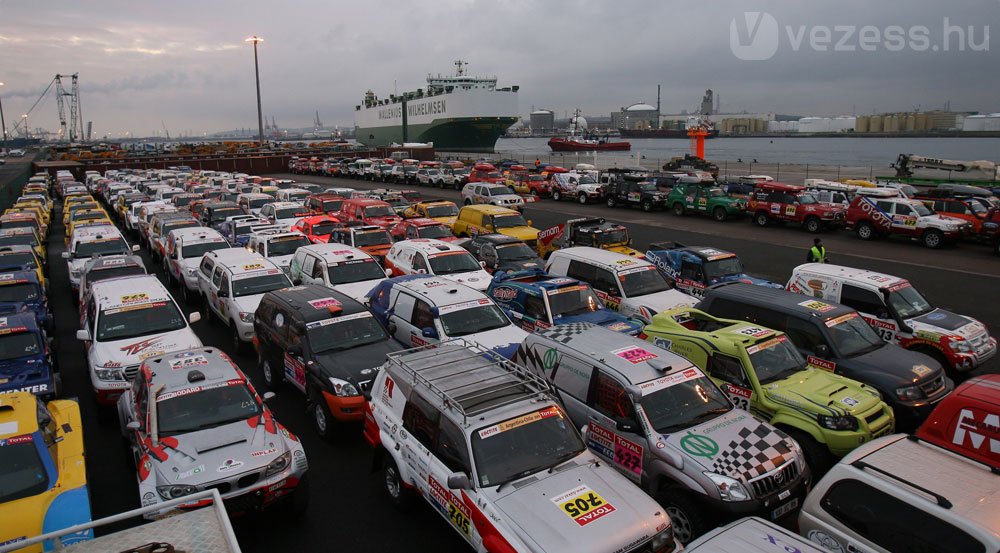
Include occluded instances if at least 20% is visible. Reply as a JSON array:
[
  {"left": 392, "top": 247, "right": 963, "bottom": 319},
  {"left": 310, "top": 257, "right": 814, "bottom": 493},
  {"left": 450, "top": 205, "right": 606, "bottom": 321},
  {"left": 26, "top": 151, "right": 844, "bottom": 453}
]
[
  {"left": 761, "top": 368, "right": 882, "bottom": 416},
  {"left": 232, "top": 294, "right": 265, "bottom": 315},
  {"left": 92, "top": 330, "right": 203, "bottom": 367},
  {"left": 556, "top": 310, "right": 642, "bottom": 335},
  {"left": 492, "top": 194, "right": 525, "bottom": 203},
  {"left": 630, "top": 289, "right": 696, "bottom": 313},
  {"left": 431, "top": 216, "right": 458, "bottom": 226},
  {"left": 438, "top": 270, "right": 492, "bottom": 291},
  {"left": 839, "top": 342, "right": 944, "bottom": 386},
  {"left": 499, "top": 227, "right": 540, "bottom": 241},
  {"left": 332, "top": 279, "right": 383, "bottom": 303},
  {"left": 498, "top": 259, "right": 544, "bottom": 273},
  {"left": 456, "top": 326, "right": 528, "bottom": 358},
  {"left": 150, "top": 416, "right": 287, "bottom": 488},
  {"left": 313, "top": 338, "right": 402, "bottom": 384},
  {"left": 490, "top": 459, "right": 666, "bottom": 553},
  {"left": 269, "top": 254, "right": 293, "bottom": 268},
  {"left": 0, "top": 355, "right": 47, "bottom": 377},
  {"left": 711, "top": 273, "right": 784, "bottom": 289},
  {"left": 908, "top": 308, "right": 983, "bottom": 335},
  {"left": 656, "top": 410, "right": 797, "bottom": 482},
  {"left": 367, "top": 216, "right": 402, "bottom": 228}
]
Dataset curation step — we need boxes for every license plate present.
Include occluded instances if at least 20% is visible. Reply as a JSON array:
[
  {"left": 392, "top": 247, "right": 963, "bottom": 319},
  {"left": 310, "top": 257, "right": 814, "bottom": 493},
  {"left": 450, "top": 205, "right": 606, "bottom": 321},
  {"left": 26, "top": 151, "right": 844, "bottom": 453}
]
[{"left": 771, "top": 497, "right": 799, "bottom": 520}]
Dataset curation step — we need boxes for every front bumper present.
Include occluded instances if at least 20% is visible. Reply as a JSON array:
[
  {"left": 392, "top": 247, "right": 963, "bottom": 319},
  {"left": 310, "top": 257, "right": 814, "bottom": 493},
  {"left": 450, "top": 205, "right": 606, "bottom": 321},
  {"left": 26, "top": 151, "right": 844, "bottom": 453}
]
[
  {"left": 234, "top": 318, "right": 255, "bottom": 342},
  {"left": 949, "top": 336, "right": 997, "bottom": 371},
  {"left": 145, "top": 464, "right": 306, "bottom": 519},
  {"left": 695, "top": 467, "right": 810, "bottom": 524},
  {"left": 323, "top": 390, "right": 366, "bottom": 422},
  {"left": 89, "top": 368, "right": 131, "bottom": 405}
]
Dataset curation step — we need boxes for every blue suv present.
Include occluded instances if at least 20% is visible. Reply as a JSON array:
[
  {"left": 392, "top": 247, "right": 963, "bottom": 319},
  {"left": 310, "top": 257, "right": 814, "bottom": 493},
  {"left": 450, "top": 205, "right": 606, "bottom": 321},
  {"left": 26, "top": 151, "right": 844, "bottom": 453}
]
[
  {"left": 0, "top": 270, "right": 51, "bottom": 331},
  {"left": 644, "top": 242, "right": 782, "bottom": 298},
  {"left": 0, "top": 313, "right": 57, "bottom": 397}
]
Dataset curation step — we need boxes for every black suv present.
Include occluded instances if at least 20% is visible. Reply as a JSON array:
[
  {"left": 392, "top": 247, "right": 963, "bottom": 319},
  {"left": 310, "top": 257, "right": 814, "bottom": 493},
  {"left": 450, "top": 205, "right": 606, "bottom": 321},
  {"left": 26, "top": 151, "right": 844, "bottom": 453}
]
[
  {"left": 604, "top": 177, "right": 669, "bottom": 211},
  {"left": 697, "top": 283, "right": 953, "bottom": 431},
  {"left": 461, "top": 233, "right": 544, "bottom": 274},
  {"left": 200, "top": 201, "right": 244, "bottom": 230},
  {"left": 254, "top": 284, "right": 402, "bottom": 439}
]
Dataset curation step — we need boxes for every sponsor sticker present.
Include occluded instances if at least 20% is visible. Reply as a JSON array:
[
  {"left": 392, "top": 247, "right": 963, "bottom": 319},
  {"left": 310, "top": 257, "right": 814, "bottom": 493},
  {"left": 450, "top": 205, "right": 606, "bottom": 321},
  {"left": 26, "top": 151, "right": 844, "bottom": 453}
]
[
  {"left": 888, "top": 281, "right": 911, "bottom": 292},
  {"left": 305, "top": 311, "right": 372, "bottom": 329},
  {"left": 637, "top": 368, "right": 703, "bottom": 394},
  {"left": 438, "top": 298, "right": 492, "bottom": 314},
  {"left": 746, "top": 335, "right": 787, "bottom": 354},
  {"left": 169, "top": 355, "right": 208, "bottom": 370},
  {"left": 552, "top": 485, "right": 616, "bottom": 526},
  {"left": 242, "top": 263, "right": 265, "bottom": 271},
  {"left": 217, "top": 459, "right": 245, "bottom": 472},
  {"left": 841, "top": 397, "right": 859, "bottom": 407},
  {"left": 307, "top": 297, "right": 342, "bottom": 310},
  {"left": 736, "top": 326, "right": 771, "bottom": 338},
  {"left": 611, "top": 345, "right": 657, "bottom": 364},
  {"left": 120, "top": 293, "right": 149, "bottom": 304},
  {"left": 477, "top": 406, "right": 561, "bottom": 439},
  {"left": 807, "top": 356, "right": 837, "bottom": 372},
  {"left": 797, "top": 299, "right": 836, "bottom": 313},
  {"left": 912, "top": 364, "right": 933, "bottom": 377},
  {"left": 491, "top": 286, "right": 518, "bottom": 302},
  {"left": 825, "top": 312, "right": 858, "bottom": 327},
  {"left": 251, "top": 447, "right": 278, "bottom": 458},
  {"left": 548, "top": 284, "right": 587, "bottom": 295},
  {"left": 175, "top": 464, "right": 205, "bottom": 481}
]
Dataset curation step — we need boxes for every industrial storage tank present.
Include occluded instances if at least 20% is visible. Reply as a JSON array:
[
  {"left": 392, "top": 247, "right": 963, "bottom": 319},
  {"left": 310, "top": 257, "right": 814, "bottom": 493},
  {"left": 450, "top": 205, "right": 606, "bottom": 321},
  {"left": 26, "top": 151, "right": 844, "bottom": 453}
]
[
  {"left": 885, "top": 115, "right": 900, "bottom": 132},
  {"left": 904, "top": 115, "right": 916, "bottom": 131},
  {"left": 855, "top": 116, "right": 869, "bottom": 133},
  {"left": 963, "top": 114, "right": 987, "bottom": 132},
  {"left": 869, "top": 116, "right": 883, "bottom": 132},
  {"left": 984, "top": 114, "right": 1000, "bottom": 132},
  {"left": 915, "top": 114, "right": 930, "bottom": 131}
]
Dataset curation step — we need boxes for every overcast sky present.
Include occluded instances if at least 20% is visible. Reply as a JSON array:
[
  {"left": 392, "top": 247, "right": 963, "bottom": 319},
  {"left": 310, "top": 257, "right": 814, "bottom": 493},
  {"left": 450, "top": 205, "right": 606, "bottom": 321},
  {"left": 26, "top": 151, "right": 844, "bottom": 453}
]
[{"left": 1, "top": 0, "right": 997, "bottom": 137}]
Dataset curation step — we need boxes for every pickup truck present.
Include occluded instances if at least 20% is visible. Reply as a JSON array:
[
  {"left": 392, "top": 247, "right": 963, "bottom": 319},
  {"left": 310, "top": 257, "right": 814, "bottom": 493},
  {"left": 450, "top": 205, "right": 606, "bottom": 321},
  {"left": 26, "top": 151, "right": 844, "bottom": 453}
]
[
  {"left": 667, "top": 183, "right": 747, "bottom": 221},
  {"left": 537, "top": 217, "right": 643, "bottom": 259}
]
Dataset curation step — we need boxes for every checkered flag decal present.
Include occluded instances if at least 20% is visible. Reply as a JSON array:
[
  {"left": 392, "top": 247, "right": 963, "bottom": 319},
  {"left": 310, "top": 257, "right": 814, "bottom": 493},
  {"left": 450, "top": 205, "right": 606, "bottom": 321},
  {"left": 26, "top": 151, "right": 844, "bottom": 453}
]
[
  {"left": 537, "top": 322, "right": 594, "bottom": 344},
  {"left": 711, "top": 424, "right": 792, "bottom": 480}
]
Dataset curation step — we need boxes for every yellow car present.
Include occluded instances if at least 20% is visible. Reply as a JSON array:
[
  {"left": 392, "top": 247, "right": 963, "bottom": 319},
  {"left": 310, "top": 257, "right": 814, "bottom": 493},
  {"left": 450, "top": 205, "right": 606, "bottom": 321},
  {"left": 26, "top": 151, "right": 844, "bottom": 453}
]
[
  {"left": 0, "top": 245, "right": 46, "bottom": 287},
  {"left": 402, "top": 200, "right": 460, "bottom": 226},
  {"left": 0, "top": 211, "right": 47, "bottom": 239},
  {"left": 0, "top": 227, "right": 45, "bottom": 260},
  {"left": 451, "top": 204, "right": 541, "bottom": 251},
  {"left": 62, "top": 202, "right": 102, "bottom": 227},
  {"left": 0, "top": 392, "right": 93, "bottom": 550},
  {"left": 11, "top": 202, "right": 51, "bottom": 226}
]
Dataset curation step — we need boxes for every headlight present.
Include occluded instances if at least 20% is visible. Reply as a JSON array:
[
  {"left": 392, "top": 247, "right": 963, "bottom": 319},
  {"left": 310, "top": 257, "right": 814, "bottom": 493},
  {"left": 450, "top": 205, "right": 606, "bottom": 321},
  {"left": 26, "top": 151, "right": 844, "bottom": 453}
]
[
  {"left": 95, "top": 368, "right": 125, "bottom": 381},
  {"left": 185, "top": 267, "right": 197, "bottom": 276},
  {"left": 156, "top": 484, "right": 198, "bottom": 500},
  {"left": 704, "top": 472, "right": 750, "bottom": 501},
  {"left": 650, "top": 525, "right": 675, "bottom": 552},
  {"left": 329, "top": 377, "right": 359, "bottom": 397},
  {"left": 950, "top": 340, "right": 972, "bottom": 353},
  {"left": 265, "top": 451, "right": 291, "bottom": 477},
  {"left": 895, "top": 385, "right": 924, "bottom": 401},
  {"left": 239, "top": 312, "right": 254, "bottom": 323},
  {"left": 817, "top": 414, "right": 858, "bottom": 431}
]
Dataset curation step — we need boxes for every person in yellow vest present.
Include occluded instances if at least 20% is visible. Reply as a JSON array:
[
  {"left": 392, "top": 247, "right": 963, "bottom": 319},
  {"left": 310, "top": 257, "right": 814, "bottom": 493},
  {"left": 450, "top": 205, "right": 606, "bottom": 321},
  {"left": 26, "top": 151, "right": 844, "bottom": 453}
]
[{"left": 807, "top": 238, "right": 828, "bottom": 263}]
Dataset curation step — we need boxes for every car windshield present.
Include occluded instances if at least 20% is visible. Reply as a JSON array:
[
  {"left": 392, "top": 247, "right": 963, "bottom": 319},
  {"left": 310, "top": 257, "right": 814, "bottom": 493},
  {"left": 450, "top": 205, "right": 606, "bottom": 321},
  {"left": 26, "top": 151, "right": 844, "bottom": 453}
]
[
  {"left": 639, "top": 375, "right": 732, "bottom": 434},
  {"left": 428, "top": 252, "right": 481, "bottom": 275},
  {"left": 496, "top": 243, "right": 537, "bottom": 261},
  {"left": 439, "top": 304, "right": 510, "bottom": 336},
  {"left": 163, "top": 221, "right": 199, "bottom": 234},
  {"left": 886, "top": 283, "right": 933, "bottom": 319},
  {"left": 0, "top": 331, "right": 41, "bottom": 361},
  {"left": 0, "top": 436, "right": 49, "bottom": 502},
  {"left": 328, "top": 260, "right": 385, "bottom": 285},
  {"left": 173, "top": 196, "right": 194, "bottom": 207},
  {"left": 0, "top": 235, "right": 38, "bottom": 249},
  {"left": 426, "top": 204, "right": 458, "bottom": 218},
  {"left": 748, "top": 337, "right": 804, "bottom": 383},
  {"left": 0, "top": 283, "right": 39, "bottom": 302},
  {"left": 487, "top": 185, "right": 514, "bottom": 195},
  {"left": 454, "top": 169, "right": 470, "bottom": 176},
  {"left": 639, "top": 183, "right": 658, "bottom": 192},
  {"left": 157, "top": 383, "right": 262, "bottom": 437},
  {"left": 268, "top": 236, "right": 311, "bottom": 256},
  {"left": 619, "top": 267, "right": 670, "bottom": 296},
  {"left": 472, "top": 406, "right": 585, "bottom": 487},
  {"left": 493, "top": 214, "right": 528, "bottom": 229},
  {"left": 209, "top": 207, "right": 243, "bottom": 222},
  {"left": 97, "top": 300, "right": 186, "bottom": 342},
  {"left": 75, "top": 238, "right": 128, "bottom": 258},
  {"left": 275, "top": 207, "right": 309, "bottom": 220},
  {"left": 233, "top": 273, "right": 290, "bottom": 297},
  {"left": 826, "top": 313, "right": 886, "bottom": 357},
  {"left": 87, "top": 266, "right": 145, "bottom": 286},
  {"left": 307, "top": 313, "right": 387, "bottom": 353},
  {"left": 354, "top": 230, "right": 391, "bottom": 247},
  {"left": 181, "top": 241, "right": 227, "bottom": 259},
  {"left": 364, "top": 205, "right": 395, "bottom": 218},
  {"left": 320, "top": 200, "right": 343, "bottom": 212},
  {"left": 249, "top": 198, "right": 269, "bottom": 209},
  {"left": 311, "top": 222, "right": 340, "bottom": 236},
  {"left": 703, "top": 257, "right": 743, "bottom": 281},
  {"left": 578, "top": 176, "right": 597, "bottom": 185},
  {"left": 597, "top": 229, "right": 628, "bottom": 245},
  {"left": 548, "top": 285, "right": 602, "bottom": 318},
  {"left": 417, "top": 225, "right": 452, "bottom": 239},
  {"left": 708, "top": 188, "right": 726, "bottom": 197}
]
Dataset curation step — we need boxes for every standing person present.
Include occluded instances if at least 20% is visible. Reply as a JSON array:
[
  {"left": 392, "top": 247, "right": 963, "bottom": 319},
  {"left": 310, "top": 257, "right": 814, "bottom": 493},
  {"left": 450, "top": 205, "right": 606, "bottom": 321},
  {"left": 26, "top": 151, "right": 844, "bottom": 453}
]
[
  {"left": 534, "top": 158, "right": 540, "bottom": 170},
  {"left": 807, "top": 238, "right": 828, "bottom": 263}
]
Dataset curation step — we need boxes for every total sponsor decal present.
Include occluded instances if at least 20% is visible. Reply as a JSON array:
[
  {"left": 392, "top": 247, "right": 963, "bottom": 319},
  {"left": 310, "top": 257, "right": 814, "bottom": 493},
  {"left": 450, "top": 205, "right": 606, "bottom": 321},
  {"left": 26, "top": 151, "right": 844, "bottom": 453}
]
[
  {"left": 0, "top": 434, "right": 33, "bottom": 447},
  {"left": 721, "top": 382, "right": 753, "bottom": 411},
  {"left": 478, "top": 406, "right": 561, "bottom": 439},
  {"left": 807, "top": 356, "right": 837, "bottom": 372},
  {"left": 552, "top": 485, "right": 616, "bottom": 527},
  {"left": 588, "top": 422, "right": 644, "bottom": 478},
  {"left": 429, "top": 476, "right": 472, "bottom": 537}
]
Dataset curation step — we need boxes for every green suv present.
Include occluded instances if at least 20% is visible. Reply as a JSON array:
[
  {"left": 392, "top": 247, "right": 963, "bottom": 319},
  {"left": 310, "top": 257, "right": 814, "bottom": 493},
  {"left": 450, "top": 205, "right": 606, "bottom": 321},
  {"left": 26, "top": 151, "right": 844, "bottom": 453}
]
[
  {"left": 642, "top": 307, "right": 894, "bottom": 471},
  {"left": 668, "top": 183, "right": 746, "bottom": 222}
]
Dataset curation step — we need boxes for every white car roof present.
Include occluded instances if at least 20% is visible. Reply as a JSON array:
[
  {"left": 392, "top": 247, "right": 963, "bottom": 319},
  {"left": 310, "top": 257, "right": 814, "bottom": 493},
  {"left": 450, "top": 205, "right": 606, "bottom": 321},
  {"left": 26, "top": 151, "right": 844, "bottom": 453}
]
[
  {"left": 169, "top": 227, "right": 227, "bottom": 244},
  {"left": 394, "top": 276, "right": 491, "bottom": 308},
  {"left": 792, "top": 263, "right": 907, "bottom": 289},
  {"left": 301, "top": 243, "right": 375, "bottom": 264},
  {"left": 264, "top": 201, "right": 303, "bottom": 209},
  {"left": 71, "top": 224, "right": 121, "bottom": 240},
  {"left": 552, "top": 246, "right": 655, "bottom": 273},
  {"left": 392, "top": 238, "right": 465, "bottom": 256},
  {"left": 92, "top": 275, "right": 172, "bottom": 310},
  {"left": 223, "top": 256, "right": 283, "bottom": 278}
]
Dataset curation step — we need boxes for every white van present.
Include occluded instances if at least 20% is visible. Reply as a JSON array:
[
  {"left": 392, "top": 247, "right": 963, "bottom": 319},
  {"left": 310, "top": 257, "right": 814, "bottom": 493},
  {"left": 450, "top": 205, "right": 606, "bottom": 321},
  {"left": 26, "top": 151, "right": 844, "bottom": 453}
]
[{"left": 289, "top": 243, "right": 390, "bottom": 302}]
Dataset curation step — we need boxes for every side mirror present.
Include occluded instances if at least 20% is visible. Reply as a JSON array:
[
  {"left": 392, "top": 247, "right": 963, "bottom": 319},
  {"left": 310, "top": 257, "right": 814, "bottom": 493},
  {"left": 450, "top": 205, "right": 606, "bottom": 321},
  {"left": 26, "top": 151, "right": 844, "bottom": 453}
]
[
  {"left": 126, "top": 420, "right": 141, "bottom": 431},
  {"left": 262, "top": 391, "right": 276, "bottom": 402},
  {"left": 876, "top": 309, "right": 890, "bottom": 319},
  {"left": 75, "top": 329, "right": 89, "bottom": 341},
  {"left": 131, "top": 244, "right": 140, "bottom": 252},
  {"left": 287, "top": 345, "right": 302, "bottom": 356},
  {"left": 615, "top": 417, "right": 638, "bottom": 433},
  {"left": 421, "top": 327, "right": 438, "bottom": 339},
  {"left": 61, "top": 252, "right": 70, "bottom": 259},
  {"left": 384, "top": 268, "right": 392, "bottom": 277},
  {"left": 815, "top": 344, "right": 831, "bottom": 357},
  {"left": 291, "top": 278, "right": 301, "bottom": 285},
  {"left": 387, "top": 321, "right": 397, "bottom": 334},
  {"left": 415, "top": 268, "right": 427, "bottom": 275},
  {"left": 527, "top": 220, "right": 533, "bottom": 226},
  {"left": 218, "top": 289, "right": 229, "bottom": 298},
  {"left": 479, "top": 260, "right": 487, "bottom": 269},
  {"left": 446, "top": 473, "right": 471, "bottom": 490},
  {"left": 188, "top": 312, "right": 201, "bottom": 324}
]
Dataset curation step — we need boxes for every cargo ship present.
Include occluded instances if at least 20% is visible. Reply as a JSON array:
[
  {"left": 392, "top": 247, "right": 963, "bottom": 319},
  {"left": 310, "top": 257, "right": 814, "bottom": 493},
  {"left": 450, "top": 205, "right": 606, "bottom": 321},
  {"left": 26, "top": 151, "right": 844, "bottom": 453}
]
[{"left": 354, "top": 60, "right": 519, "bottom": 152}]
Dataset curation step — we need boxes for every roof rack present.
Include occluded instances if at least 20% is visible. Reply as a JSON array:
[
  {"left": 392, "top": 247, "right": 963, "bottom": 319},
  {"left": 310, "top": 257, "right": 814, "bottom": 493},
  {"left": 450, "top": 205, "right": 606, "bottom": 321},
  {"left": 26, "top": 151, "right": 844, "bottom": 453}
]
[{"left": 384, "top": 339, "right": 552, "bottom": 424}]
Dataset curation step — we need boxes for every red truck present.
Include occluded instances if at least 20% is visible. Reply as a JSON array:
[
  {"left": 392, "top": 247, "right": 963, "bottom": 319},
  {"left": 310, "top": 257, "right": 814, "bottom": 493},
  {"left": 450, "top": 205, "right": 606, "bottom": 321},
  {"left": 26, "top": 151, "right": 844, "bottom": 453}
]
[
  {"left": 747, "top": 182, "right": 845, "bottom": 232},
  {"left": 916, "top": 373, "right": 999, "bottom": 470}
]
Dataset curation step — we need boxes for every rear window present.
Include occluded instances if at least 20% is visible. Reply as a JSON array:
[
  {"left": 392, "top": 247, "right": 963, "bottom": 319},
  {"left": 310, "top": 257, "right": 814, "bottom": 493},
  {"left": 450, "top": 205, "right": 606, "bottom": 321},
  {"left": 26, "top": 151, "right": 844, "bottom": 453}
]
[{"left": 0, "top": 282, "right": 40, "bottom": 302}]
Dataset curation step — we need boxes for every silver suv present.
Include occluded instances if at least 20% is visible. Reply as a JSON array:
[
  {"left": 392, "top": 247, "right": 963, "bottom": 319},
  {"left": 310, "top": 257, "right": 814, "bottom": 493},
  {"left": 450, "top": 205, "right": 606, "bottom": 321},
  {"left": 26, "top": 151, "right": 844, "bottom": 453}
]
[
  {"left": 364, "top": 340, "right": 680, "bottom": 553},
  {"left": 517, "top": 323, "right": 809, "bottom": 544}
]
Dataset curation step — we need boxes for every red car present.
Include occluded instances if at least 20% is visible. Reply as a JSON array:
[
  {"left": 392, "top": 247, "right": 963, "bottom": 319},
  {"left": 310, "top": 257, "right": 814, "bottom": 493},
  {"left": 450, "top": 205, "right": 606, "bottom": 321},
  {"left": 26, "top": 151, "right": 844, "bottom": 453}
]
[
  {"left": 291, "top": 215, "right": 344, "bottom": 244},
  {"left": 305, "top": 193, "right": 346, "bottom": 216},
  {"left": 338, "top": 198, "right": 402, "bottom": 229},
  {"left": 389, "top": 218, "right": 459, "bottom": 242},
  {"left": 916, "top": 374, "right": 999, "bottom": 470},
  {"left": 747, "top": 182, "right": 845, "bottom": 232},
  {"left": 467, "top": 163, "right": 505, "bottom": 184}
]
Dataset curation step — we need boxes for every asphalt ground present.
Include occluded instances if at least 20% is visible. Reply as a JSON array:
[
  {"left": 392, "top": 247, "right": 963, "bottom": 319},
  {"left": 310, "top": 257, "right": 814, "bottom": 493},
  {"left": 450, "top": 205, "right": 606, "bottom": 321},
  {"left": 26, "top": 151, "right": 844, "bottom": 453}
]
[{"left": 30, "top": 171, "right": 998, "bottom": 552}]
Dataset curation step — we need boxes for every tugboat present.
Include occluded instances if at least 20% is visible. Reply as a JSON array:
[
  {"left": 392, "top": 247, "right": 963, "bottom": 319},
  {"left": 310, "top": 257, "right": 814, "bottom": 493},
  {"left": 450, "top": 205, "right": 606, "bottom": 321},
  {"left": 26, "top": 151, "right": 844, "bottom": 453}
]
[{"left": 548, "top": 110, "right": 631, "bottom": 152}]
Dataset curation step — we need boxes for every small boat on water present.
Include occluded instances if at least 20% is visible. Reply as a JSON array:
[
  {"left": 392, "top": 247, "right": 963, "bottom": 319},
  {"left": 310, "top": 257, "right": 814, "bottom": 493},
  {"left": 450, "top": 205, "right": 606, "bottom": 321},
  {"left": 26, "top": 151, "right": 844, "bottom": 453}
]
[{"left": 548, "top": 109, "right": 631, "bottom": 152}]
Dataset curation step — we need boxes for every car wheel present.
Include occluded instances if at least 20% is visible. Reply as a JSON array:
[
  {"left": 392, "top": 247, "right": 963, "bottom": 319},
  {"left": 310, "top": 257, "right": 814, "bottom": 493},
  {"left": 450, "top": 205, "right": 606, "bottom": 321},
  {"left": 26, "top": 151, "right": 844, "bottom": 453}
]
[
  {"left": 784, "top": 427, "right": 832, "bottom": 475},
  {"left": 804, "top": 217, "right": 821, "bottom": 233},
  {"left": 311, "top": 391, "right": 335, "bottom": 441},
  {"left": 642, "top": 199, "right": 653, "bottom": 212},
  {"left": 712, "top": 206, "right": 727, "bottom": 222},
  {"left": 552, "top": 190, "right": 561, "bottom": 202},
  {"left": 464, "top": 199, "right": 472, "bottom": 206},
  {"left": 201, "top": 300, "right": 213, "bottom": 324},
  {"left": 754, "top": 212, "right": 770, "bottom": 227},
  {"left": 180, "top": 284, "right": 192, "bottom": 304},
  {"left": 922, "top": 229, "right": 943, "bottom": 249},
  {"left": 672, "top": 203, "right": 685, "bottom": 216},
  {"left": 230, "top": 324, "right": 244, "bottom": 354},
  {"left": 578, "top": 194, "right": 587, "bottom": 205},
  {"left": 856, "top": 221, "right": 874, "bottom": 240},
  {"left": 606, "top": 197, "right": 616, "bottom": 208},
  {"left": 260, "top": 354, "right": 282, "bottom": 387},
  {"left": 661, "top": 493, "right": 706, "bottom": 545},
  {"left": 382, "top": 456, "right": 413, "bottom": 510}
]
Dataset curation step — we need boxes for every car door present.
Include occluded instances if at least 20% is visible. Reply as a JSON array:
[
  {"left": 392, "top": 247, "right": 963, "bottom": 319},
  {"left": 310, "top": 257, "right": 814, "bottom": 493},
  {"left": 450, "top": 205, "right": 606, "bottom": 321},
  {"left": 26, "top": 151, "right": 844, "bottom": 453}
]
[
  {"left": 283, "top": 320, "right": 308, "bottom": 392},
  {"left": 389, "top": 292, "right": 417, "bottom": 344},
  {"left": 428, "top": 415, "right": 478, "bottom": 547},
  {"left": 583, "top": 370, "right": 646, "bottom": 480},
  {"left": 479, "top": 244, "right": 499, "bottom": 272},
  {"left": 398, "top": 392, "right": 441, "bottom": 501},
  {"left": 891, "top": 203, "right": 920, "bottom": 235},
  {"left": 209, "top": 266, "right": 225, "bottom": 317},
  {"left": 409, "top": 299, "right": 438, "bottom": 346}
]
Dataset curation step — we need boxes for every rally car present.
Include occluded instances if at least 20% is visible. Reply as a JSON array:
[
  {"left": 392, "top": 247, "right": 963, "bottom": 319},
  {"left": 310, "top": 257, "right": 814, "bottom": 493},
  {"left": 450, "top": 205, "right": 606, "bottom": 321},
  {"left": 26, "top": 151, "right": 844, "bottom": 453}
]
[
  {"left": 0, "top": 245, "right": 46, "bottom": 292},
  {"left": 549, "top": 171, "right": 604, "bottom": 204},
  {"left": 0, "top": 271, "right": 51, "bottom": 331},
  {"left": 116, "top": 348, "right": 308, "bottom": 518},
  {"left": 291, "top": 215, "right": 344, "bottom": 244},
  {"left": 388, "top": 218, "right": 459, "bottom": 243},
  {"left": 667, "top": 182, "right": 747, "bottom": 221},
  {"left": 338, "top": 198, "right": 403, "bottom": 229},
  {"left": 644, "top": 242, "right": 782, "bottom": 297},
  {"left": 327, "top": 225, "right": 394, "bottom": 265},
  {"left": 487, "top": 270, "right": 643, "bottom": 335},
  {"left": 461, "top": 233, "right": 544, "bottom": 274},
  {"left": 537, "top": 217, "right": 642, "bottom": 259},
  {"left": 78, "top": 255, "right": 147, "bottom": 305},
  {"left": 247, "top": 230, "right": 312, "bottom": 274},
  {"left": 0, "top": 392, "right": 93, "bottom": 551},
  {"left": 402, "top": 200, "right": 460, "bottom": 226},
  {"left": 844, "top": 189, "right": 969, "bottom": 248},
  {"left": 0, "top": 314, "right": 57, "bottom": 398},
  {"left": 747, "top": 182, "right": 845, "bottom": 233},
  {"left": 384, "top": 239, "right": 492, "bottom": 291}
]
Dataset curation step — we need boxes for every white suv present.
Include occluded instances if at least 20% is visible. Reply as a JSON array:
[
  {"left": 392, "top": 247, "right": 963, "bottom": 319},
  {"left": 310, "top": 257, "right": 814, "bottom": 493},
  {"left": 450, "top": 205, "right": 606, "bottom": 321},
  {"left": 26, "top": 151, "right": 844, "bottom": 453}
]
[
  {"left": 289, "top": 244, "right": 390, "bottom": 302},
  {"left": 63, "top": 225, "right": 137, "bottom": 291},
  {"left": 247, "top": 229, "right": 312, "bottom": 274},
  {"left": 385, "top": 239, "right": 491, "bottom": 291},
  {"left": 461, "top": 183, "right": 525, "bottom": 211},
  {"left": 164, "top": 227, "right": 230, "bottom": 302}
]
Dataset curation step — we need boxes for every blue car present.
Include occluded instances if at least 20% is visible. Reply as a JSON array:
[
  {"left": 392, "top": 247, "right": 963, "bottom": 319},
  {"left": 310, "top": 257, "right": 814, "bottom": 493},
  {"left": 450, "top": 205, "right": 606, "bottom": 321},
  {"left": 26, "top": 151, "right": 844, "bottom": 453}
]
[
  {"left": 486, "top": 269, "right": 643, "bottom": 335},
  {"left": 0, "top": 271, "right": 51, "bottom": 332},
  {"left": 0, "top": 313, "right": 57, "bottom": 398},
  {"left": 644, "top": 242, "right": 783, "bottom": 298},
  {"left": 219, "top": 217, "right": 272, "bottom": 247}
]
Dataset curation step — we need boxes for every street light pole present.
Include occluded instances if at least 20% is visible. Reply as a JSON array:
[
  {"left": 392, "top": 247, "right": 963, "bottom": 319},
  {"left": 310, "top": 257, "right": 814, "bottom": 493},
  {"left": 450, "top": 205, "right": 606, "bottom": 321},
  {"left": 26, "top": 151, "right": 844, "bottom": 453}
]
[
  {"left": 0, "top": 82, "right": 7, "bottom": 151},
  {"left": 246, "top": 35, "right": 265, "bottom": 147}
]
